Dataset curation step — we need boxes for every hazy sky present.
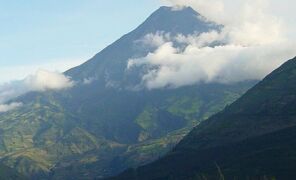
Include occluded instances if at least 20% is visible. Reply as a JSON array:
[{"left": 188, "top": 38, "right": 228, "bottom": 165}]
[{"left": 0, "top": 0, "right": 161, "bottom": 82}]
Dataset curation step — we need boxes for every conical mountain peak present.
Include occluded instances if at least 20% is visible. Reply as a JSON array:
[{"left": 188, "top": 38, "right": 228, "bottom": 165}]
[{"left": 66, "top": 6, "right": 218, "bottom": 81}]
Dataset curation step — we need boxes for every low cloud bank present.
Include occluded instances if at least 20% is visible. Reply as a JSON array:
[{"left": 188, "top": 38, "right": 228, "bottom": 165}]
[
  {"left": 0, "top": 102, "right": 23, "bottom": 113},
  {"left": 24, "top": 70, "right": 74, "bottom": 91},
  {"left": 0, "top": 70, "right": 74, "bottom": 108}
]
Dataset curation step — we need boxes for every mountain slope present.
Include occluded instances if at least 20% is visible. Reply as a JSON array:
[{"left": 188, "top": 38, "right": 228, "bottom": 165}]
[
  {"left": 0, "top": 6, "right": 255, "bottom": 179},
  {"left": 0, "top": 83, "right": 254, "bottom": 179},
  {"left": 179, "top": 56, "right": 296, "bottom": 150},
  {"left": 110, "top": 57, "right": 296, "bottom": 180}
]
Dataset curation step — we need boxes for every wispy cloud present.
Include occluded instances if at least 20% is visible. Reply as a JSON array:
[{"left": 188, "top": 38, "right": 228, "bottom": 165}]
[
  {"left": 25, "top": 69, "right": 74, "bottom": 91},
  {"left": 0, "top": 58, "right": 85, "bottom": 83},
  {"left": 0, "top": 69, "right": 74, "bottom": 104},
  {"left": 0, "top": 102, "right": 23, "bottom": 113}
]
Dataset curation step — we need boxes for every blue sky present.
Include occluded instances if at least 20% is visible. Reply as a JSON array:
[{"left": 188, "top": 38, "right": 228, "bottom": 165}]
[{"left": 0, "top": 0, "right": 162, "bottom": 82}]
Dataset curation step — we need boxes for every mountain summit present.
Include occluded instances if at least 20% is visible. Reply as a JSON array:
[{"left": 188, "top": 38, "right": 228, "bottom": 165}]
[{"left": 132, "top": 6, "right": 215, "bottom": 35}]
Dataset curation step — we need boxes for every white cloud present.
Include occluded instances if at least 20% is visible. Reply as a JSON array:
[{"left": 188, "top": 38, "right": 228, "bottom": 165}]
[
  {"left": 0, "top": 102, "right": 23, "bottom": 113},
  {"left": 0, "top": 70, "right": 74, "bottom": 103},
  {"left": 135, "top": 31, "right": 171, "bottom": 48},
  {"left": 130, "top": 41, "right": 295, "bottom": 89},
  {"left": 175, "top": 31, "right": 223, "bottom": 47},
  {"left": 163, "top": 0, "right": 285, "bottom": 46},
  {"left": 0, "top": 58, "right": 84, "bottom": 84},
  {"left": 24, "top": 70, "right": 74, "bottom": 91},
  {"left": 128, "top": 0, "right": 296, "bottom": 89},
  {"left": 83, "top": 77, "right": 96, "bottom": 85}
]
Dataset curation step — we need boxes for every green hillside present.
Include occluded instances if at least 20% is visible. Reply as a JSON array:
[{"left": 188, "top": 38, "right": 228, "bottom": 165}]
[{"left": 0, "top": 82, "right": 254, "bottom": 179}]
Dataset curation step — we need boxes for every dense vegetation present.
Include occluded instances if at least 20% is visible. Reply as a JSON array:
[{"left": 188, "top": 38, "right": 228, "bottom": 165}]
[
  {"left": 0, "top": 83, "right": 253, "bottom": 179},
  {"left": 110, "top": 57, "right": 296, "bottom": 180}
]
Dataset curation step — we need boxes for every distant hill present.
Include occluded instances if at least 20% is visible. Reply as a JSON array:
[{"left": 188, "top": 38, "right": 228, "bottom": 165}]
[{"left": 110, "top": 57, "right": 296, "bottom": 180}]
